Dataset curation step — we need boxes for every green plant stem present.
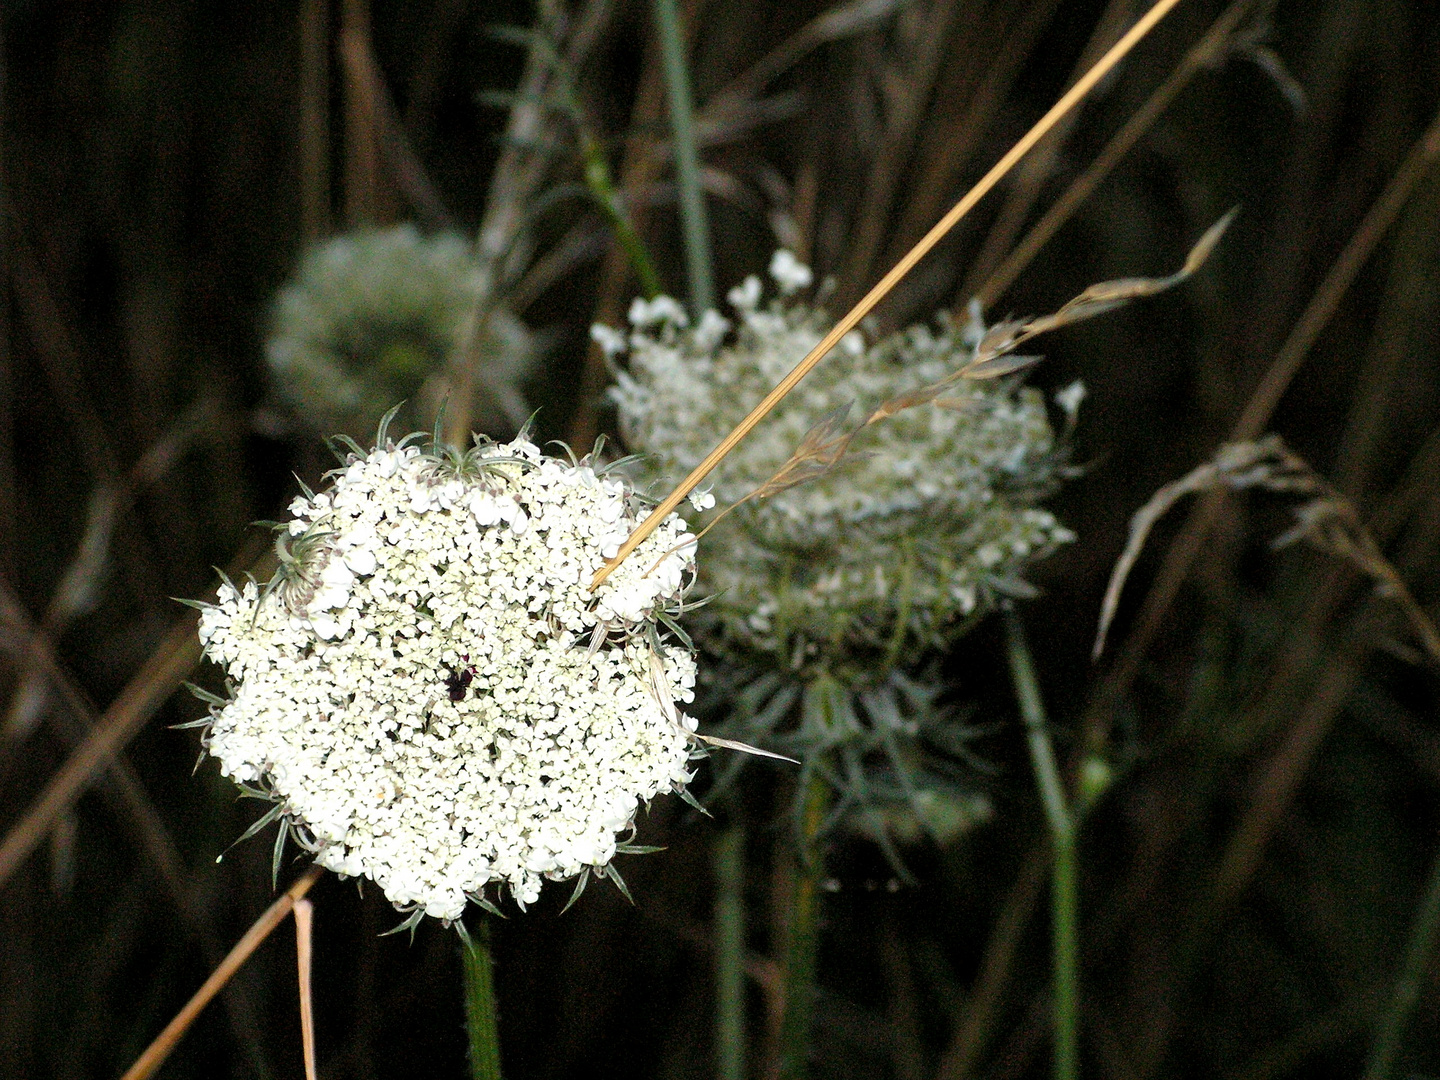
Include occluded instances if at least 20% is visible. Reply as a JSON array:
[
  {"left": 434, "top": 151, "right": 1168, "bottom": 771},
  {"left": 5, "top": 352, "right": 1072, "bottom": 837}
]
[
  {"left": 580, "top": 134, "right": 663, "bottom": 299},
  {"left": 1004, "top": 606, "right": 1077, "bottom": 1080},
  {"left": 462, "top": 922, "right": 503, "bottom": 1080},
  {"left": 650, "top": 0, "right": 714, "bottom": 315},
  {"left": 1361, "top": 837, "right": 1440, "bottom": 1080},
  {"left": 777, "top": 771, "right": 831, "bottom": 1080},
  {"left": 714, "top": 822, "right": 747, "bottom": 1080}
]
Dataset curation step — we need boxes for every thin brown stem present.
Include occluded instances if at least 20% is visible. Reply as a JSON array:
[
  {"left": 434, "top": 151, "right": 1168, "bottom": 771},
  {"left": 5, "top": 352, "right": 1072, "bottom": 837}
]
[
  {"left": 296, "top": 898, "right": 318, "bottom": 1080},
  {"left": 0, "top": 541, "right": 273, "bottom": 889},
  {"left": 120, "top": 867, "right": 324, "bottom": 1080},
  {"left": 840, "top": 0, "right": 961, "bottom": 293},
  {"left": 958, "top": 0, "right": 1134, "bottom": 302},
  {"left": 340, "top": 0, "right": 385, "bottom": 227},
  {"left": 975, "top": 0, "right": 1255, "bottom": 310},
  {"left": 935, "top": 839, "right": 1050, "bottom": 1080},
  {"left": 299, "top": 0, "right": 330, "bottom": 243},
  {"left": 0, "top": 611, "right": 201, "bottom": 888},
  {"left": 883, "top": 0, "right": 1063, "bottom": 293},
  {"left": 5, "top": 208, "right": 164, "bottom": 605},
  {"left": 337, "top": 25, "right": 456, "bottom": 230}
]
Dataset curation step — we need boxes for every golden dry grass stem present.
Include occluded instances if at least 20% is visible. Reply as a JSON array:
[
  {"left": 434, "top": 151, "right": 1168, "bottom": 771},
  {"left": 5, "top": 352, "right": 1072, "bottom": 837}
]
[
  {"left": 973, "top": 0, "right": 1256, "bottom": 310},
  {"left": 120, "top": 866, "right": 325, "bottom": 1080},
  {"left": 0, "top": 571, "right": 277, "bottom": 1075},
  {"left": 588, "top": 0, "right": 1188, "bottom": 591},
  {"left": 296, "top": 897, "right": 319, "bottom": 1080},
  {"left": 1082, "top": 100, "right": 1440, "bottom": 749},
  {"left": 0, "top": 542, "right": 273, "bottom": 890}
]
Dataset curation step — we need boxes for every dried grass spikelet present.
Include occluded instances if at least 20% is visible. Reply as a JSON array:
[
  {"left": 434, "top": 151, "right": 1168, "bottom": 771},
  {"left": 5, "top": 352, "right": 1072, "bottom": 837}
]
[{"left": 1094, "top": 434, "right": 1440, "bottom": 664}]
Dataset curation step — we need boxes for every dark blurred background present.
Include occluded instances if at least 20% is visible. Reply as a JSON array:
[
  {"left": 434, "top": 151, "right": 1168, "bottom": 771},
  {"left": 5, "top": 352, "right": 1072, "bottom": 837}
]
[{"left": 2, "top": 0, "right": 1439, "bottom": 1078}]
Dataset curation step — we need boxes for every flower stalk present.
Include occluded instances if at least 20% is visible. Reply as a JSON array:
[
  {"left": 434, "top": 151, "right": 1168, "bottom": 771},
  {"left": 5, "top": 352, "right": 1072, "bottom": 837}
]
[
  {"left": 1005, "top": 606, "right": 1077, "bottom": 1080},
  {"left": 463, "top": 922, "right": 503, "bottom": 1080},
  {"left": 714, "top": 822, "right": 747, "bottom": 1080},
  {"left": 776, "top": 691, "right": 836, "bottom": 1080},
  {"left": 1361, "top": 835, "right": 1440, "bottom": 1080},
  {"left": 650, "top": 0, "right": 714, "bottom": 316}
]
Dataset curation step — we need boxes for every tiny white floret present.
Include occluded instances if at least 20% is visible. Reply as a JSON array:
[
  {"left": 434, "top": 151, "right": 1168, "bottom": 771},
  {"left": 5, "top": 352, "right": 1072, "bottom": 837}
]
[{"left": 768, "top": 250, "right": 814, "bottom": 294}]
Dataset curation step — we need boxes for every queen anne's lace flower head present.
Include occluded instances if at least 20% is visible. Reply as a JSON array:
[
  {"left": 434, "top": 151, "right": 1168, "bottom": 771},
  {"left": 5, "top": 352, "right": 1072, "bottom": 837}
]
[
  {"left": 608, "top": 253, "right": 1076, "bottom": 674},
  {"left": 268, "top": 225, "right": 534, "bottom": 441},
  {"left": 195, "top": 431, "right": 700, "bottom": 922}
]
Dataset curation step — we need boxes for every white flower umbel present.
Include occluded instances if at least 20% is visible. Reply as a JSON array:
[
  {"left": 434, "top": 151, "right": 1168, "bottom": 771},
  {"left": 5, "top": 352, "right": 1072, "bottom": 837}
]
[
  {"left": 608, "top": 256, "right": 1076, "bottom": 671},
  {"left": 195, "top": 432, "right": 700, "bottom": 922}
]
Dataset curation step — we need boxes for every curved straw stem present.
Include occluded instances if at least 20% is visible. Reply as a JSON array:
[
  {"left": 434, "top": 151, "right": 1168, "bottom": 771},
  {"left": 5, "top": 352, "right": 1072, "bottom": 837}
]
[
  {"left": 121, "top": 867, "right": 325, "bottom": 1080},
  {"left": 588, "top": 0, "right": 1186, "bottom": 592}
]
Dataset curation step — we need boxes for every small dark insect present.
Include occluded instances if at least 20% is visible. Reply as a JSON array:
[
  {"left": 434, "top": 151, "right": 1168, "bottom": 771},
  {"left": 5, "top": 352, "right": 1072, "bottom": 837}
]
[{"left": 444, "top": 656, "right": 476, "bottom": 702}]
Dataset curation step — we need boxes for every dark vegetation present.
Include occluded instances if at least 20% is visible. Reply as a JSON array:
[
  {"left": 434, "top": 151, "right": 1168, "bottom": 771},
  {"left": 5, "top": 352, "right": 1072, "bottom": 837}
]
[{"left": 2, "top": 1, "right": 1439, "bottom": 1078}]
